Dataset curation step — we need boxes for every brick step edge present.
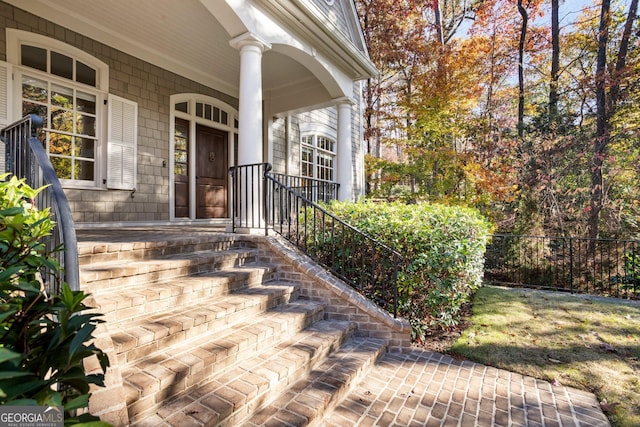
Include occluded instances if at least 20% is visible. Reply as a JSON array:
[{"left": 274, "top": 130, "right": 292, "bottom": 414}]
[
  {"left": 81, "top": 248, "right": 260, "bottom": 288},
  {"left": 123, "top": 301, "right": 327, "bottom": 421},
  {"left": 129, "top": 320, "right": 359, "bottom": 427},
  {"left": 241, "top": 337, "right": 388, "bottom": 427},
  {"left": 78, "top": 236, "right": 257, "bottom": 266}
]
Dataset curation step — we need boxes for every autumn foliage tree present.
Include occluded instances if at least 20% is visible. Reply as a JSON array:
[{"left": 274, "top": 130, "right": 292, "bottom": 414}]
[{"left": 356, "top": 0, "right": 640, "bottom": 239}]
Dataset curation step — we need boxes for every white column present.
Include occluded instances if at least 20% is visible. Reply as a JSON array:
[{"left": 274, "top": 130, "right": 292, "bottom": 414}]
[
  {"left": 336, "top": 99, "right": 354, "bottom": 201},
  {"left": 230, "top": 33, "right": 271, "bottom": 231},
  {"left": 230, "top": 33, "right": 271, "bottom": 165}
]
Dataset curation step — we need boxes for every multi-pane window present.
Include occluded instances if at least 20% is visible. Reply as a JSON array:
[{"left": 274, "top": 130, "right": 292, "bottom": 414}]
[
  {"left": 301, "top": 134, "right": 335, "bottom": 182},
  {"left": 195, "top": 102, "right": 228, "bottom": 125},
  {"left": 19, "top": 44, "right": 100, "bottom": 184},
  {"left": 22, "top": 75, "right": 98, "bottom": 182}
]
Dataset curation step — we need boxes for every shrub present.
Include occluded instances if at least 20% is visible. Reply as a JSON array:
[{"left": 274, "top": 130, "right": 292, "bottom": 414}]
[
  {"left": 327, "top": 200, "right": 493, "bottom": 341},
  {"left": 0, "top": 175, "right": 110, "bottom": 425}
]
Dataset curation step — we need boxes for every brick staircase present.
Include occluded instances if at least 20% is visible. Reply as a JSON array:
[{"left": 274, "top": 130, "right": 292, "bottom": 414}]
[{"left": 78, "top": 230, "right": 409, "bottom": 426}]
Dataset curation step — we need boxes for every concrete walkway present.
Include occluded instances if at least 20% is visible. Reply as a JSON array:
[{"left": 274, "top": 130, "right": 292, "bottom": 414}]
[{"left": 323, "top": 348, "right": 609, "bottom": 427}]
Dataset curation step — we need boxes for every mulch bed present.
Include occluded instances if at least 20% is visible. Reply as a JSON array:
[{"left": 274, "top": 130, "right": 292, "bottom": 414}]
[{"left": 417, "top": 301, "right": 473, "bottom": 354}]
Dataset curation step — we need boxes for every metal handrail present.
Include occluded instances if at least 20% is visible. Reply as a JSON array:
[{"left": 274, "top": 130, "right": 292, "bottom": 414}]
[
  {"left": 269, "top": 172, "right": 339, "bottom": 203},
  {"left": 229, "top": 163, "right": 271, "bottom": 234},
  {"left": 229, "top": 163, "right": 405, "bottom": 317},
  {"left": 1, "top": 115, "right": 79, "bottom": 293},
  {"left": 265, "top": 167, "right": 404, "bottom": 317},
  {"left": 229, "top": 162, "right": 404, "bottom": 316}
]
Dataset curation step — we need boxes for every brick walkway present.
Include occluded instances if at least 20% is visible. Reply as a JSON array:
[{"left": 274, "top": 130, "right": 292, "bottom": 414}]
[
  {"left": 76, "top": 228, "right": 611, "bottom": 426},
  {"left": 323, "top": 348, "right": 609, "bottom": 427}
]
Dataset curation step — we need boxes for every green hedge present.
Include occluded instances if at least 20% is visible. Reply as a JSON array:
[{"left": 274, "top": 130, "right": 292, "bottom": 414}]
[{"left": 327, "top": 201, "right": 493, "bottom": 341}]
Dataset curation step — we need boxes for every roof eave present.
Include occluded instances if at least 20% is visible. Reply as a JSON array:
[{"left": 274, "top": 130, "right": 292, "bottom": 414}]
[{"left": 256, "top": 0, "right": 378, "bottom": 80}]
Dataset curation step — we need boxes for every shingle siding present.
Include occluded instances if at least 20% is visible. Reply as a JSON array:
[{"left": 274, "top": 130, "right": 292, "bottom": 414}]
[
  {"left": 0, "top": 4, "right": 237, "bottom": 224},
  {"left": 1, "top": 3, "right": 367, "bottom": 224}
]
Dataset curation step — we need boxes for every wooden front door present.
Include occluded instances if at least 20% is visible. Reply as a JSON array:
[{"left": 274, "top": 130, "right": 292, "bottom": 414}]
[{"left": 196, "top": 124, "right": 228, "bottom": 218}]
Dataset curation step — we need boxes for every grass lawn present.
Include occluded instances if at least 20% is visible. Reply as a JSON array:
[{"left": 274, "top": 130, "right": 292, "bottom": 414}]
[{"left": 449, "top": 286, "right": 640, "bottom": 427}]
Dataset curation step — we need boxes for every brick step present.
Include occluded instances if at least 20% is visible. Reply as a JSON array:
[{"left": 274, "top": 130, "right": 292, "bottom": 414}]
[
  {"left": 242, "top": 337, "right": 388, "bottom": 427},
  {"left": 88, "top": 264, "right": 277, "bottom": 323},
  {"left": 125, "top": 301, "right": 329, "bottom": 423},
  {"left": 111, "top": 281, "right": 305, "bottom": 365},
  {"left": 80, "top": 248, "right": 260, "bottom": 291},
  {"left": 78, "top": 234, "right": 256, "bottom": 266},
  {"left": 131, "top": 320, "right": 360, "bottom": 427}
]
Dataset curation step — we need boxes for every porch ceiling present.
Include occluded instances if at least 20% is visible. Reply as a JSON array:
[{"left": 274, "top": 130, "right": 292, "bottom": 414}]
[{"left": 8, "top": 0, "right": 329, "bottom": 113}]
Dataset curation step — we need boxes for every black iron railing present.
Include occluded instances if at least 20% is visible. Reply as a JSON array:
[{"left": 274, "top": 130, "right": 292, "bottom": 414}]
[
  {"left": 269, "top": 172, "right": 339, "bottom": 203},
  {"left": 485, "top": 234, "right": 640, "bottom": 299},
  {"left": 229, "top": 163, "right": 271, "bottom": 234},
  {"left": 229, "top": 162, "right": 404, "bottom": 316},
  {"left": 1, "top": 115, "right": 79, "bottom": 293}
]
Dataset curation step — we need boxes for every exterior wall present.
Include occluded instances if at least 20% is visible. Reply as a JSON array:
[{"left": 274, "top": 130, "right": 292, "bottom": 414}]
[
  {"left": 271, "top": 117, "right": 287, "bottom": 173},
  {"left": 1, "top": 3, "right": 369, "bottom": 225},
  {"left": 0, "top": 4, "right": 237, "bottom": 224},
  {"left": 272, "top": 88, "right": 366, "bottom": 198},
  {"left": 311, "top": 0, "right": 353, "bottom": 44}
]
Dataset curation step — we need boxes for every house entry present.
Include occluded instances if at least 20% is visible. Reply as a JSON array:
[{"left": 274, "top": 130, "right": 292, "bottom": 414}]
[{"left": 196, "top": 125, "right": 228, "bottom": 218}]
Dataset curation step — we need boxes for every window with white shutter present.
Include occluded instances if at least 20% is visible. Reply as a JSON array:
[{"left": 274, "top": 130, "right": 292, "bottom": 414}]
[
  {"left": 107, "top": 94, "right": 137, "bottom": 190},
  {"left": 7, "top": 30, "right": 111, "bottom": 188},
  {"left": 0, "top": 60, "right": 13, "bottom": 128}
]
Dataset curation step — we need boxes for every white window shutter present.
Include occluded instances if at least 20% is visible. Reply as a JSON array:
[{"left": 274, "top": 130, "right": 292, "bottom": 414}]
[
  {"left": 0, "top": 60, "right": 13, "bottom": 127},
  {"left": 0, "top": 61, "right": 12, "bottom": 174},
  {"left": 107, "top": 94, "right": 137, "bottom": 190}
]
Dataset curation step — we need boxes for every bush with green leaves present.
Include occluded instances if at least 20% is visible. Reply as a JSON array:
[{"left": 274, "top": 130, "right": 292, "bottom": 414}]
[
  {"left": 0, "top": 174, "right": 110, "bottom": 425},
  {"left": 326, "top": 200, "right": 493, "bottom": 341}
]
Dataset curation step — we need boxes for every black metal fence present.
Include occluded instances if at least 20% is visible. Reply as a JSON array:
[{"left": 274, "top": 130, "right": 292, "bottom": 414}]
[
  {"left": 485, "top": 234, "right": 640, "bottom": 299},
  {"left": 1, "top": 115, "right": 79, "bottom": 293}
]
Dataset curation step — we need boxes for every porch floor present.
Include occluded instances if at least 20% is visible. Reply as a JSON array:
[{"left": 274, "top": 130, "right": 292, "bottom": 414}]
[
  {"left": 76, "top": 226, "right": 610, "bottom": 427},
  {"left": 76, "top": 225, "right": 229, "bottom": 245}
]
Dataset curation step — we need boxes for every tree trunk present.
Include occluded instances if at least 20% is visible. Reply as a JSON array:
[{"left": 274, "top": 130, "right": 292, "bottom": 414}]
[
  {"left": 587, "top": 0, "right": 611, "bottom": 240},
  {"left": 433, "top": 0, "right": 445, "bottom": 46},
  {"left": 609, "top": 0, "right": 638, "bottom": 110},
  {"left": 517, "top": 0, "right": 528, "bottom": 138},
  {"left": 587, "top": 0, "right": 637, "bottom": 240},
  {"left": 549, "top": 0, "right": 560, "bottom": 128}
]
